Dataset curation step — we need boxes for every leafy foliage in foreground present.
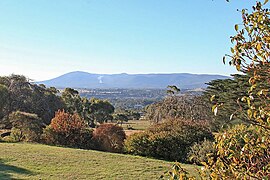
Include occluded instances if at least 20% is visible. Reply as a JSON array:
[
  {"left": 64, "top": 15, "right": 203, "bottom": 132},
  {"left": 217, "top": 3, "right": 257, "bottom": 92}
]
[
  {"left": 221, "top": 0, "right": 270, "bottom": 129},
  {"left": 160, "top": 162, "right": 196, "bottom": 180},
  {"left": 164, "top": 1, "right": 270, "bottom": 179},
  {"left": 203, "top": 124, "right": 270, "bottom": 179},
  {"left": 205, "top": 1, "right": 270, "bottom": 179}
]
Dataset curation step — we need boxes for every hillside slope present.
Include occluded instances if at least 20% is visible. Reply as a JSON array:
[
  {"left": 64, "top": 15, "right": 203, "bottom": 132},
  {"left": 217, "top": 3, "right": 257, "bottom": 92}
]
[
  {"left": 38, "top": 71, "right": 229, "bottom": 89},
  {"left": 0, "top": 143, "right": 196, "bottom": 179}
]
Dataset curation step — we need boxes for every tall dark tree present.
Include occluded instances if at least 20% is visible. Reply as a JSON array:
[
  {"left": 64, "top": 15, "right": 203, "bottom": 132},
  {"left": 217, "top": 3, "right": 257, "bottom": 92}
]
[
  {"left": 61, "top": 88, "right": 93, "bottom": 124},
  {"left": 202, "top": 74, "right": 251, "bottom": 129},
  {"left": 61, "top": 88, "right": 82, "bottom": 114},
  {"left": 61, "top": 89, "right": 115, "bottom": 127},
  {"left": 89, "top": 98, "right": 114, "bottom": 127}
]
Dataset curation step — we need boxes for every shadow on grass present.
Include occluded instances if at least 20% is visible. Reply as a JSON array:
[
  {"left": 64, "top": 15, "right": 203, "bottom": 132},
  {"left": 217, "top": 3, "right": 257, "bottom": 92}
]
[{"left": 0, "top": 160, "right": 33, "bottom": 179}]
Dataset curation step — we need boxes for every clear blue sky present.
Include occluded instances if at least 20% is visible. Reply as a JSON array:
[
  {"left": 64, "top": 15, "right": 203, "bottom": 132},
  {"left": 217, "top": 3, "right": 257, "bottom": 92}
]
[{"left": 0, "top": 0, "right": 256, "bottom": 81}]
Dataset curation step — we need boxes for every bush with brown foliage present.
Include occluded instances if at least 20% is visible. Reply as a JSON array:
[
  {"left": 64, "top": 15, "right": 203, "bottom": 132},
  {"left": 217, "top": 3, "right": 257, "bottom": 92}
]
[
  {"left": 42, "top": 110, "right": 93, "bottom": 149},
  {"left": 93, "top": 123, "right": 126, "bottom": 153}
]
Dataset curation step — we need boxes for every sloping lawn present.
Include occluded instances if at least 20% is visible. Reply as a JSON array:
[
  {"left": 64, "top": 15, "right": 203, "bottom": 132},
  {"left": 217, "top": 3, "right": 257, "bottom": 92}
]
[{"left": 0, "top": 143, "right": 197, "bottom": 179}]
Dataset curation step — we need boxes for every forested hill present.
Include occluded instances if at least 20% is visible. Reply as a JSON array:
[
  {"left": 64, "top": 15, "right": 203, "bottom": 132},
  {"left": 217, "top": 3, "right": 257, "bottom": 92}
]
[{"left": 38, "top": 71, "right": 229, "bottom": 89}]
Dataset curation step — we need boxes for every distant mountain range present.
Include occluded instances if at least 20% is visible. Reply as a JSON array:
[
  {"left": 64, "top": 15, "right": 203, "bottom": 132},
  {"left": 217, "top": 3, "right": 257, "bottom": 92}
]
[{"left": 38, "top": 71, "right": 229, "bottom": 89}]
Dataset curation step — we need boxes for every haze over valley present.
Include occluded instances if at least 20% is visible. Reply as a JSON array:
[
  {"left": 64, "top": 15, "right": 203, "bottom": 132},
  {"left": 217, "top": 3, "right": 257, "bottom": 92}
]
[{"left": 38, "top": 71, "right": 228, "bottom": 89}]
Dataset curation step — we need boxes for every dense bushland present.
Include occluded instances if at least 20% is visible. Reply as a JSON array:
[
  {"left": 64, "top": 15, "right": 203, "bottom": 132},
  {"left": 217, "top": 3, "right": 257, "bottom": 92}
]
[
  {"left": 0, "top": 75, "right": 64, "bottom": 128},
  {"left": 0, "top": 74, "right": 132, "bottom": 154},
  {"left": 0, "top": 76, "right": 115, "bottom": 131}
]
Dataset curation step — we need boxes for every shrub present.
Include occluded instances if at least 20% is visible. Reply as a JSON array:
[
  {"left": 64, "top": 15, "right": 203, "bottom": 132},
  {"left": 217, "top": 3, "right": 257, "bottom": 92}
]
[
  {"left": 124, "top": 132, "right": 151, "bottom": 156},
  {"left": 10, "top": 128, "right": 25, "bottom": 142},
  {"left": 93, "top": 123, "right": 126, "bottom": 153},
  {"left": 125, "top": 119, "right": 213, "bottom": 162},
  {"left": 187, "top": 139, "right": 215, "bottom": 165},
  {"left": 42, "top": 110, "right": 93, "bottom": 149},
  {"left": 9, "top": 111, "right": 43, "bottom": 142}
]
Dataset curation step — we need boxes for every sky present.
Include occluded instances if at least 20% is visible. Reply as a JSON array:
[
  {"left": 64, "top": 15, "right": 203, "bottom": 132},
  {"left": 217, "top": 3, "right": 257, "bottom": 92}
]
[{"left": 0, "top": 0, "right": 257, "bottom": 81}]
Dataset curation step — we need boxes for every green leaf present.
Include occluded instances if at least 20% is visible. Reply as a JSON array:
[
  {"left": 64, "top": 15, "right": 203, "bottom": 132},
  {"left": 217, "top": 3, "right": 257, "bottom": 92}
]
[
  {"left": 247, "top": 98, "right": 251, "bottom": 107},
  {"left": 210, "top": 95, "right": 216, "bottom": 102},
  {"left": 231, "top": 47, "right": 235, "bottom": 53},
  {"left": 247, "top": 109, "right": 252, "bottom": 119},
  {"left": 235, "top": 24, "right": 239, "bottom": 31}
]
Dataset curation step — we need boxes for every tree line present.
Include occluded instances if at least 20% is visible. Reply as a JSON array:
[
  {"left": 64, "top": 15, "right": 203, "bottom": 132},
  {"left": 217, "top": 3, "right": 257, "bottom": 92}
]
[{"left": 0, "top": 74, "right": 119, "bottom": 130}]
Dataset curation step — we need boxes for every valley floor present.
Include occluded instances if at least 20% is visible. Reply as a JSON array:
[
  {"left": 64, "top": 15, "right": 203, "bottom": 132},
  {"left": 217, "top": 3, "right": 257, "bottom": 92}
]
[{"left": 0, "top": 143, "right": 197, "bottom": 180}]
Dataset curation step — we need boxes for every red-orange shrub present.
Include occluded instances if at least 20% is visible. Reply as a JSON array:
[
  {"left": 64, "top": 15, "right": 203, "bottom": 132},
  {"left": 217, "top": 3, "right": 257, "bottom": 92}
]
[
  {"left": 93, "top": 124, "right": 126, "bottom": 153},
  {"left": 50, "top": 110, "right": 86, "bottom": 133},
  {"left": 42, "top": 110, "right": 93, "bottom": 149}
]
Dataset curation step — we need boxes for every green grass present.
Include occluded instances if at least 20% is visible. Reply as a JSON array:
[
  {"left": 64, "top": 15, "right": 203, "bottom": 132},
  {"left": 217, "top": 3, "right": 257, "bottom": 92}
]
[
  {"left": 0, "top": 143, "right": 198, "bottom": 180},
  {"left": 122, "top": 120, "right": 150, "bottom": 130}
]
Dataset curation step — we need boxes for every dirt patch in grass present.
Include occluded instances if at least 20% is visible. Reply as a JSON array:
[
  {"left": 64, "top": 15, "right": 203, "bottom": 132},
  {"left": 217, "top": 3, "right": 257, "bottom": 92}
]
[{"left": 124, "top": 130, "right": 143, "bottom": 136}]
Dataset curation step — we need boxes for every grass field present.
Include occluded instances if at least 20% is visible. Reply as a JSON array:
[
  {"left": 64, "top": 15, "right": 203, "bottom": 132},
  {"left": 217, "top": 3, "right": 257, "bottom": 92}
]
[
  {"left": 0, "top": 143, "right": 197, "bottom": 180},
  {"left": 121, "top": 120, "right": 150, "bottom": 130},
  {"left": 121, "top": 120, "right": 150, "bottom": 136}
]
